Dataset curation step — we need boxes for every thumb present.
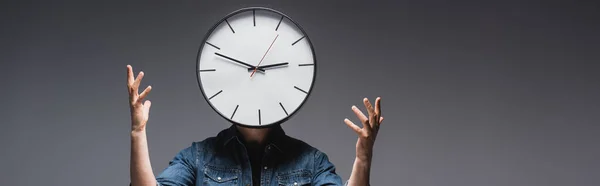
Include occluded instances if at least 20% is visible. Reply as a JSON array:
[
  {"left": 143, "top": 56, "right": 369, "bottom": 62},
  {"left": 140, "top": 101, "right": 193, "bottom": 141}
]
[{"left": 143, "top": 100, "right": 152, "bottom": 118}]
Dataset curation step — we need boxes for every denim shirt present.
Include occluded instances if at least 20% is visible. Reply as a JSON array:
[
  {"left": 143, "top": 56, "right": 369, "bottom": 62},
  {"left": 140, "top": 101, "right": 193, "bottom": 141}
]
[{"left": 154, "top": 125, "right": 345, "bottom": 186}]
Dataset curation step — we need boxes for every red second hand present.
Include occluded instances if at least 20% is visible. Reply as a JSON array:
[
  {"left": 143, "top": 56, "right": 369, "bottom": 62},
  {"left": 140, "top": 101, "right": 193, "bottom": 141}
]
[{"left": 251, "top": 34, "right": 279, "bottom": 77}]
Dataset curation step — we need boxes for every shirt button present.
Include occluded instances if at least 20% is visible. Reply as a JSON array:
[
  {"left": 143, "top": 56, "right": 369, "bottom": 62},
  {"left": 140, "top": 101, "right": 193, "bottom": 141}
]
[
  {"left": 217, "top": 176, "right": 221, "bottom": 181},
  {"left": 294, "top": 182, "right": 298, "bottom": 185},
  {"left": 267, "top": 146, "right": 271, "bottom": 150},
  {"left": 264, "top": 166, "right": 268, "bottom": 170}
]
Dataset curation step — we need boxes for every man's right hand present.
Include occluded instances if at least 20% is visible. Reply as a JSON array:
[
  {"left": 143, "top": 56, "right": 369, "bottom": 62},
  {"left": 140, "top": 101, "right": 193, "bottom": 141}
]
[
  {"left": 127, "top": 65, "right": 152, "bottom": 132},
  {"left": 128, "top": 65, "right": 157, "bottom": 186}
]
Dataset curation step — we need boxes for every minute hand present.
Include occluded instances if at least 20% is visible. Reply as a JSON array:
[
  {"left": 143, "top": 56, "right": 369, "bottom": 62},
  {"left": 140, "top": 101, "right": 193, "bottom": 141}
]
[
  {"left": 215, "top": 52, "right": 265, "bottom": 72},
  {"left": 247, "top": 62, "right": 289, "bottom": 71}
]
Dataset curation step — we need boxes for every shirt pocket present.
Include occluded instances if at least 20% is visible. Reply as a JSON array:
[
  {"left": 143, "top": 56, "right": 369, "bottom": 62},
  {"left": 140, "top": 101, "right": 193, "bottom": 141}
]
[
  {"left": 203, "top": 164, "right": 240, "bottom": 185},
  {"left": 277, "top": 169, "right": 312, "bottom": 186}
]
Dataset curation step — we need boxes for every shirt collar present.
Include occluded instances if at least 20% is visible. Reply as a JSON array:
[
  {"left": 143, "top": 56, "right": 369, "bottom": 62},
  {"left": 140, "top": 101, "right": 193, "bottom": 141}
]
[{"left": 221, "top": 124, "right": 287, "bottom": 153}]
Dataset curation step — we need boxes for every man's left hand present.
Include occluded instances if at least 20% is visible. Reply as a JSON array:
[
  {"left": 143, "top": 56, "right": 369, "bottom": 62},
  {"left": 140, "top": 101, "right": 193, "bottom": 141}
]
[{"left": 344, "top": 97, "right": 384, "bottom": 162}]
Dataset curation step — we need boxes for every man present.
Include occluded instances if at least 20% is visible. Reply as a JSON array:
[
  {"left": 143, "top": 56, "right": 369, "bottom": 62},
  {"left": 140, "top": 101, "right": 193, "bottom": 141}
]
[{"left": 127, "top": 65, "right": 384, "bottom": 186}]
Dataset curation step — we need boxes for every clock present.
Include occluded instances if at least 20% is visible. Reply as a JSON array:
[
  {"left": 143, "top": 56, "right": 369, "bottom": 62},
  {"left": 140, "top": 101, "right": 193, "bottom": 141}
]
[{"left": 196, "top": 7, "right": 316, "bottom": 127}]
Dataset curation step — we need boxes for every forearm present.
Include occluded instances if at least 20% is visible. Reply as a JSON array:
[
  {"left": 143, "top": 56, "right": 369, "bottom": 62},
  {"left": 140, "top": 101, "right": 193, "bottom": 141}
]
[
  {"left": 344, "top": 97, "right": 383, "bottom": 186},
  {"left": 348, "top": 157, "right": 371, "bottom": 186},
  {"left": 130, "top": 130, "right": 157, "bottom": 186}
]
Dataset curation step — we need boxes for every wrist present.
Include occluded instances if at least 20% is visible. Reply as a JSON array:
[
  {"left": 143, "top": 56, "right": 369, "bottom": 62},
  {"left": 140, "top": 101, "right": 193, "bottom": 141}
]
[
  {"left": 131, "top": 121, "right": 147, "bottom": 133},
  {"left": 131, "top": 128, "right": 146, "bottom": 137},
  {"left": 354, "top": 156, "right": 372, "bottom": 167},
  {"left": 356, "top": 150, "right": 373, "bottom": 163}
]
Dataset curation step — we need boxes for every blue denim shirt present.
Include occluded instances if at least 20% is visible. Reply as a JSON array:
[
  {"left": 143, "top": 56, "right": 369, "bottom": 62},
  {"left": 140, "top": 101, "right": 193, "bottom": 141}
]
[{"left": 154, "top": 125, "right": 345, "bottom": 186}]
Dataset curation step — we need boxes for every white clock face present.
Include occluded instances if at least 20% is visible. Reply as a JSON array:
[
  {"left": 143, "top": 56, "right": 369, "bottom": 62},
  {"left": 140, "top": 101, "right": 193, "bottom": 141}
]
[{"left": 197, "top": 8, "right": 316, "bottom": 127}]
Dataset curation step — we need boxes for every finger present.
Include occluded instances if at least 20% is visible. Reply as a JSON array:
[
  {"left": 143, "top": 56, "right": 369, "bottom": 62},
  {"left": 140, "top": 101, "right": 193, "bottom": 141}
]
[
  {"left": 352, "top": 105, "right": 371, "bottom": 130},
  {"left": 127, "top": 65, "right": 134, "bottom": 86},
  {"left": 363, "top": 98, "right": 376, "bottom": 128},
  {"left": 379, "top": 116, "right": 384, "bottom": 124},
  {"left": 138, "top": 85, "right": 152, "bottom": 102},
  {"left": 143, "top": 100, "right": 151, "bottom": 118},
  {"left": 133, "top": 71, "right": 144, "bottom": 90},
  {"left": 143, "top": 100, "right": 151, "bottom": 112},
  {"left": 344, "top": 118, "right": 362, "bottom": 135},
  {"left": 363, "top": 98, "right": 373, "bottom": 115},
  {"left": 363, "top": 98, "right": 375, "bottom": 116},
  {"left": 375, "top": 97, "right": 382, "bottom": 116}
]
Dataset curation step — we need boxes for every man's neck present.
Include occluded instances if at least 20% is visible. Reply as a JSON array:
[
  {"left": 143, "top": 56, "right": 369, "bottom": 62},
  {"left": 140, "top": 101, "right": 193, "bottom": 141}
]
[
  {"left": 235, "top": 125, "right": 271, "bottom": 147},
  {"left": 235, "top": 125, "right": 271, "bottom": 186}
]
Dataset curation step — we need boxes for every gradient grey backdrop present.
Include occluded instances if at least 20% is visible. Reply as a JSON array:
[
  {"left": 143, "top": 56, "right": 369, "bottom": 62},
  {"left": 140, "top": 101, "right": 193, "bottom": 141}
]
[{"left": 1, "top": 0, "right": 599, "bottom": 185}]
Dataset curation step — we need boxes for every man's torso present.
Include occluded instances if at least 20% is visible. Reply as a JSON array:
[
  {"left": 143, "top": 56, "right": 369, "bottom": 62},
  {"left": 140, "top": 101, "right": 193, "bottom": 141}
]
[{"left": 155, "top": 125, "right": 343, "bottom": 186}]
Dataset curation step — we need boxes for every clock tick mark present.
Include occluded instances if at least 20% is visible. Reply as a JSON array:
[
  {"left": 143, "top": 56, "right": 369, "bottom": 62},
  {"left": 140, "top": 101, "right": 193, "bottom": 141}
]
[
  {"left": 291, "top": 36, "right": 305, "bottom": 46},
  {"left": 279, "top": 102, "right": 289, "bottom": 116},
  {"left": 231, "top": 105, "right": 239, "bottom": 119},
  {"left": 208, "top": 90, "right": 223, "bottom": 100},
  {"left": 258, "top": 109, "right": 262, "bottom": 125},
  {"left": 294, "top": 86, "right": 308, "bottom": 94},
  {"left": 298, "top": 64, "right": 314, "bottom": 66},
  {"left": 225, "top": 19, "right": 235, "bottom": 33},
  {"left": 275, "top": 15, "right": 283, "bottom": 31},
  {"left": 253, "top": 10, "right": 256, "bottom": 26},
  {"left": 198, "top": 69, "right": 216, "bottom": 72},
  {"left": 205, "top": 42, "right": 220, "bottom": 50}
]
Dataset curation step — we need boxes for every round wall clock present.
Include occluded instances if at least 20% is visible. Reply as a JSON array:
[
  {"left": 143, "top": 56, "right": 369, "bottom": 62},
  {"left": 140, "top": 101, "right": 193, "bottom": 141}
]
[{"left": 196, "top": 7, "right": 316, "bottom": 127}]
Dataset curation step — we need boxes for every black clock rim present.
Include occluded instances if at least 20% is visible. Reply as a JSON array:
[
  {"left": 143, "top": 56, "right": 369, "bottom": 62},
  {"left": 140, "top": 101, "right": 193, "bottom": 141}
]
[{"left": 195, "top": 7, "right": 318, "bottom": 128}]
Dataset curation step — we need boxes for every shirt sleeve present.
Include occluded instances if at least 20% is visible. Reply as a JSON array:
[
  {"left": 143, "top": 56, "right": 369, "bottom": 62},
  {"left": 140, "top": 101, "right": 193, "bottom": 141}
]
[
  {"left": 312, "top": 150, "right": 345, "bottom": 186},
  {"left": 155, "top": 143, "right": 197, "bottom": 186}
]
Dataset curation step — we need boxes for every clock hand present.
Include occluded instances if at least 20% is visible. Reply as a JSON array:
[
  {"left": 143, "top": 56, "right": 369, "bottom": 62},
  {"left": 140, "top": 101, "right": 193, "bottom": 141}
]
[
  {"left": 215, "top": 52, "right": 265, "bottom": 72},
  {"left": 251, "top": 34, "right": 279, "bottom": 77},
  {"left": 247, "top": 62, "right": 289, "bottom": 71}
]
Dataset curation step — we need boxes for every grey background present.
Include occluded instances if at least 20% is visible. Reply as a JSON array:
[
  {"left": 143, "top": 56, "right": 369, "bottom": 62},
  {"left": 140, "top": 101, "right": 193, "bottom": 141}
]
[{"left": 1, "top": 0, "right": 599, "bottom": 185}]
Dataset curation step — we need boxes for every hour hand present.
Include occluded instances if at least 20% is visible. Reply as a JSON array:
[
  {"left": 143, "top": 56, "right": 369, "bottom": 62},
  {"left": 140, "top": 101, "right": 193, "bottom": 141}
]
[
  {"left": 247, "top": 62, "right": 289, "bottom": 71},
  {"left": 215, "top": 52, "right": 265, "bottom": 72}
]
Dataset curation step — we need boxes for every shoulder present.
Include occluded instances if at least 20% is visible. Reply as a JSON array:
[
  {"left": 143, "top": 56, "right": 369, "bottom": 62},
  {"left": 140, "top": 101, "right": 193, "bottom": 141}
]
[
  {"left": 187, "top": 135, "right": 226, "bottom": 157},
  {"left": 170, "top": 137, "right": 217, "bottom": 164},
  {"left": 184, "top": 127, "right": 233, "bottom": 154},
  {"left": 188, "top": 137, "right": 217, "bottom": 155},
  {"left": 279, "top": 135, "right": 330, "bottom": 162},
  {"left": 277, "top": 135, "right": 339, "bottom": 182}
]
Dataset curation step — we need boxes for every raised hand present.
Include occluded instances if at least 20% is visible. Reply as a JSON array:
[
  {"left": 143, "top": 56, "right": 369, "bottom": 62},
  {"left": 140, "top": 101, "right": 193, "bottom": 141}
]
[
  {"left": 127, "top": 65, "right": 152, "bottom": 132},
  {"left": 344, "top": 97, "right": 384, "bottom": 162}
]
